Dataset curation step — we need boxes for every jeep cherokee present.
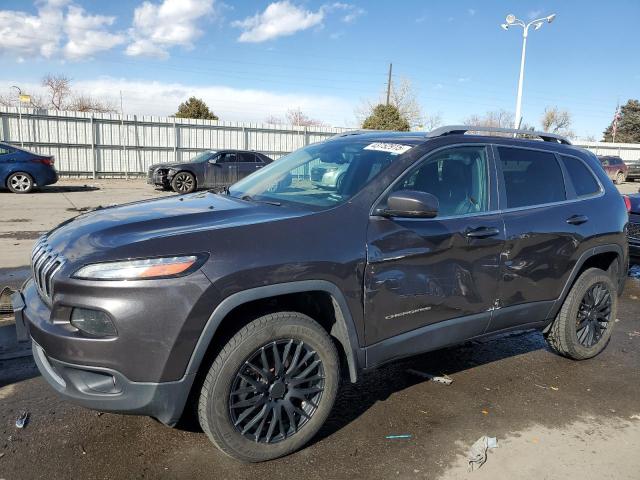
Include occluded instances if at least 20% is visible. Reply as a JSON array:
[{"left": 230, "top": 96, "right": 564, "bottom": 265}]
[{"left": 13, "top": 126, "right": 628, "bottom": 462}]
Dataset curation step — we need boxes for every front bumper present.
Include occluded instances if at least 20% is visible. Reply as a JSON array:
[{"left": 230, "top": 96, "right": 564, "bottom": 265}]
[
  {"left": 30, "top": 339, "right": 193, "bottom": 425},
  {"left": 12, "top": 271, "right": 212, "bottom": 424}
]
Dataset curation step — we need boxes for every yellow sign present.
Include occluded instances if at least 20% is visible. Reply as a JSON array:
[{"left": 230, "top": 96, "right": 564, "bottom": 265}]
[{"left": 19, "top": 94, "right": 31, "bottom": 103}]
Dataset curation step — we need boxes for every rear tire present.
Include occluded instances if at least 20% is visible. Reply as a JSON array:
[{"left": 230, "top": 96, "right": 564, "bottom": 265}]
[
  {"left": 545, "top": 268, "right": 617, "bottom": 360},
  {"left": 615, "top": 171, "right": 625, "bottom": 185},
  {"left": 198, "top": 312, "right": 339, "bottom": 462},
  {"left": 7, "top": 172, "right": 34, "bottom": 193},
  {"left": 171, "top": 171, "right": 196, "bottom": 194}
]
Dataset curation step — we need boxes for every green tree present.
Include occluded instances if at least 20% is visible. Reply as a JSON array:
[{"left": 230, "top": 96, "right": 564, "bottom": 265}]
[
  {"left": 174, "top": 97, "right": 218, "bottom": 120},
  {"left": 603, "top": 99, "right": 640, "bottom": 143},
  {"left": 361, "top": 104, "right": 410, "bottom": 131}
]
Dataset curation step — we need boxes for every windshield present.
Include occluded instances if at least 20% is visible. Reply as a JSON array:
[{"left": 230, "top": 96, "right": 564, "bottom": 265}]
[
  {"left": 190, "top": 151, "right": 216, "bottom": 163},
  {"left": 228, "top": 140, "right": 414, "bottom": 209}
]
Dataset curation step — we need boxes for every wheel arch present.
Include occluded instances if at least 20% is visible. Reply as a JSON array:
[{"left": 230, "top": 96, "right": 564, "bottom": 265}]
[
  {"left": 185, "top": 280, "right": 363, "bottom": 384},
  {"left": 546, "top": 244, "right": 625, "bottom": 324}
]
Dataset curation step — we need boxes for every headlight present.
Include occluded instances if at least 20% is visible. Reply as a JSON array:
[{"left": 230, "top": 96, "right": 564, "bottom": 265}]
[{"left": 73, "top": 255, "right": 203, "bottom": 280}]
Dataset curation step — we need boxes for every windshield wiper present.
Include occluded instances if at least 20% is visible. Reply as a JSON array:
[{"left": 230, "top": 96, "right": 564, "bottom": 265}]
[{"left": 240, "top": 195, "right": 281, "bottom": 206}]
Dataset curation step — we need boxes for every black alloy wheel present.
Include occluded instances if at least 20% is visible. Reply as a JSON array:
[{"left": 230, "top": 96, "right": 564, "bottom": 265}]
[
  {"left": 172, "top": 172, "right": 196, "bottom": 193},
  {"left": 576, "top": 282, "right": 612, "bottom": 347},
  {"left": 229, "top": 339, "right": 325, "bottom": 444}
]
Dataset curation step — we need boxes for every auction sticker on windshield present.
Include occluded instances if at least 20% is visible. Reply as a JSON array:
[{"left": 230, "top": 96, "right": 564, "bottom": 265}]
[{"left": 364, "top": 142, "right": 413, "bottom": 155}]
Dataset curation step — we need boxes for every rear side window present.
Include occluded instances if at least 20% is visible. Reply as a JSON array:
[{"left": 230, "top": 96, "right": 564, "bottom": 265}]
[
  {"left": 561, "top": 155, "right": 600, "bottom": 197},
  {"left": 498, "top": 147, "right": 566, "bottom": 208}
]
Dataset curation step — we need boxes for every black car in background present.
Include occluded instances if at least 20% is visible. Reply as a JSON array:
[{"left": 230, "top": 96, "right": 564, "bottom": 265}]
[
  {"left": 626, "top": 158, "right": 640, "bottom": 182},
  {"left": 148, "top": 150, "right": 273, "bottom": 193},
  {"left": 627, "top": 194, "right": 640, "bottom": 257}
]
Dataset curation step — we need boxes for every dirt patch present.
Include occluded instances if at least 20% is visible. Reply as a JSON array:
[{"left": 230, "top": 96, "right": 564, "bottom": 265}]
[{"left": 0, "top": 232, "right": 45, "bottom": 241}]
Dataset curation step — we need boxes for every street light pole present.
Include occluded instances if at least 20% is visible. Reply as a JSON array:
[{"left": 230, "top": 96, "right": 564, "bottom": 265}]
[
  {"left": 501, "top": 13, "right": 556, "bottom": 129},
  {"left": 11, "top": 85, "right": 24, "bottom": 148}
]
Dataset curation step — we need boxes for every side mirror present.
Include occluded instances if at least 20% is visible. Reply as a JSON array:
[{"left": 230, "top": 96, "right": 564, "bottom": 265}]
[
  {"left": 208, "top": 158, "right": 218, "bottom": 164},
  {"left": 382, "top": 190, "right": 439, "bottom": 218}
]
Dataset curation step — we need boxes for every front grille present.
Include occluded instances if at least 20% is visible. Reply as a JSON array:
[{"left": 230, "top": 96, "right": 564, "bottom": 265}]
[
  {"left": 31, "top": 237, "right": 65, "bottom": 305},
  {"left": 629, "top": 222, "right": 640, "bottom": 240}
]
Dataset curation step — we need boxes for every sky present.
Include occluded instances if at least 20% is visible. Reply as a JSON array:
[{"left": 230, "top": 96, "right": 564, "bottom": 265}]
[{"left": 0, "top": 0, "right": 638, "bottom": 139}]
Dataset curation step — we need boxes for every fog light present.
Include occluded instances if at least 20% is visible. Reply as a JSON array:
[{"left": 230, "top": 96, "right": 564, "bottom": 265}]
[{"left": 70, "top": 308, "right": 117, "bottom": 337}]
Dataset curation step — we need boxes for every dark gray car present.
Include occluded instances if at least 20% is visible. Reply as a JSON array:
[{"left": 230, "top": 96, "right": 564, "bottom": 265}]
[
  {"left": 13, "top": 126, "right": 628, "bottom": 462},
  {"left": 148, "top": 150, "right": 273, "bottom": 193}
]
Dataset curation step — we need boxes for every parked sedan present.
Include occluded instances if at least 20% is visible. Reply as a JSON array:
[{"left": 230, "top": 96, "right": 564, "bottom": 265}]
[
  {"left": 597, "top": 155, "right": 628, "bottom": 184},
  {"left": 627, "top": 193, "right": 640, "bottom": 258},
  {"left": 626, "top": 159, "right": 640, "bottom": 182},
  {"left": 147, "top": 150, "right": 273, "bottom": 194},
  {"left": 0, "top": 142, "right": 58, "bottom": 193}
]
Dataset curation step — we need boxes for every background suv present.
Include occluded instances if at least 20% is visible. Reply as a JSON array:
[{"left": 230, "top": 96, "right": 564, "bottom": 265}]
[
  {"left": 147, "top": 149, "right": 273, "bottom": 193},
  {"left": 0, "top": 142, "right": 58, "bottom": 193},
  {"left": 15, "top": 126, "right": 628, "bottom": 462},
  {"left": 598, "top": 155, "right": 628, "bottom": 184}
]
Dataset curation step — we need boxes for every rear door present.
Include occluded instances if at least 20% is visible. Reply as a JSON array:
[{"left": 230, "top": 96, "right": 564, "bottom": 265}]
[
  {"left": 364, "top": 144, "right": 504, "bottom": 344},
  {"left": 236, "top": 152, "right": 262, "bottom": 181},
  {"left": 489, "top": 145, "right": 595, "bottom": 332}
]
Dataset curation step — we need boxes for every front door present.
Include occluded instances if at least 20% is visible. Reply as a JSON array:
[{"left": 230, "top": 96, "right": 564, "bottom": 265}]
[{"left": 364, "top": 145, "right": 504, "bottom": 345}]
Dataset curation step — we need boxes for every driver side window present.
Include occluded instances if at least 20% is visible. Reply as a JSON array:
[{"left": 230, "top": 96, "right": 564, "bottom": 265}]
[{"left": 391, "top": 145, "right": 490, "bottom": 217}]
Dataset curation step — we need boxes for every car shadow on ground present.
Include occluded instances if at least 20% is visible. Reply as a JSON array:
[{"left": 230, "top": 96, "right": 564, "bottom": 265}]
[
  {"left": 311, "top": 329, "right": 546, "bottom": 446},
  {"left": 38, "top": 185, "right": 101, "bottom": 193}
]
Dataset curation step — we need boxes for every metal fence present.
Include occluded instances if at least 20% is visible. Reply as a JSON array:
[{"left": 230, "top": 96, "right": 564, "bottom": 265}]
[
  {"left": 0, "top": 107, "right": 350, "bottom": 177},
  {"left": 1, "top": 107, "right": 639, "bottom": 178}
]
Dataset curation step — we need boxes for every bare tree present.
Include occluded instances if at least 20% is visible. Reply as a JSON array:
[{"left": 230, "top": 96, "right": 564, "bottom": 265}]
[
  {"left": 42, "top": 74, "right": 72, "bottom": 110},
  {"left": 0, "top": 90, "right": 46, "bottom": 109},
  {"left": 465, "top": 110, "right": 515, "bottom": 128},
  {"left": 0, "top": 94, "right": 13, "bottom": 107},
  {"left": 541, "top": 106, "right": 574, "bottom": 137},
  {"left": 285, "top": 108, "right": 325, "bottom": 127},
  {"left": 264, "top": 114, "right": 284, "bottom": 125},
  {"left": 67, "top": 94, "right": 117, "bottom": 114},
  {"left": 422, "top": 112, "right": 443, "bottom": 131},
  {"left": 389, "top": 77, "right": 422, "bottom": 128}
]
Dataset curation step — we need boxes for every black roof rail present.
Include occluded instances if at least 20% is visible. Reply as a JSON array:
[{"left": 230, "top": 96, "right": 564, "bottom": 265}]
[{"left": 426, "top": 125, "right": 572, "bottom": 145}]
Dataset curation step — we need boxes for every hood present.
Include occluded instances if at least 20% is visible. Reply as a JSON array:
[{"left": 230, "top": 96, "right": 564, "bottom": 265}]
[
  {"left": 149, "top": 162, "right": 191, "bottom": 171},
  {"left": 629, "top": 193, "right": 640, "bottom": 214},
  {"left": 45, "top": 192, "right": 306, "bottom": 262}
]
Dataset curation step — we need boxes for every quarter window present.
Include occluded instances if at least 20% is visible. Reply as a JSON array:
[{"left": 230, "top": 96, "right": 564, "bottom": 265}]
[
  {"left": 561, "top": 155, "right": 600, "bottom": 197},
  {"left": 498, "top": 147, "right": 565, "bottom": 208},
  {"left": 391, "top": 145, "right": 489, "bottom": 216}
]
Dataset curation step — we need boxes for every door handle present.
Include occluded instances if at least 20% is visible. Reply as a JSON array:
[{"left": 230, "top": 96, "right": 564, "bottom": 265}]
[
  {"left": 566, "top": 214, "right": 589, "bottom": 225},
  {"left": 465, "top": 226, "right": 500, "bottom": 238}
]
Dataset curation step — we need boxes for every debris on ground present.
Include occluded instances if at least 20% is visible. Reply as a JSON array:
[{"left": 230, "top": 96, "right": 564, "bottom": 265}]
[
  {"left": 0, "top": 452, "right": 5, "bottom": 459},
  {"left": 467, "top": 435, "right": 498, "bottom": 471},
  {"left": 628, "top": 331, "right": 640, "bottom": 338},
  {"left": 406, "top": 369, "right": 453, "bottom": 385},
  {"left": 630, "top": 414, "right": 640, "bottom": 420},
  {"left": 535, "top": 384, "right": 559, "bottom": 391},
  {"left": 385, "top": 434, "right": 412, "bottom": 439},
  {"left": 15, "top": 411, "right": 29, "bottom": 429}
]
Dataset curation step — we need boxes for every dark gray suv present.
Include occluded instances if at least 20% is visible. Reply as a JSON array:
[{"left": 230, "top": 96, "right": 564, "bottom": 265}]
[{"left": 13, "top": 126, "right": 629, "bottom": 462}]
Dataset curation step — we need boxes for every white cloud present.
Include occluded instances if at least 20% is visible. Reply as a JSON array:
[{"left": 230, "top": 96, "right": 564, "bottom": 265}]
[
  {"left": 0, "top": 78, "right": 354, "bottom": 126},
  {"left": 467, "top": 8, "right": 476, "bottom": 16},
  {"left": 126, "top": 0, "right": 215, "bottom": 58},
  {"left": 233, "top": 1, "right": 325, "bottom": 43},
  {"left": 64, "top": 6, "right": 125, "bottom": 59},
  {"left": 0, "top": 0, "right": 125, "bottom": 60},
  {"left": 332, "top": 3, "right": 365, "bottom": 23},
  {"left": 0, "top": 0, "right": 65, "bottom": 59}
]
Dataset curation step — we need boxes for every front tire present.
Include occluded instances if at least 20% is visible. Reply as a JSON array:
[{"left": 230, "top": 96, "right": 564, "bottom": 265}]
[
  {"left": 7, "top": 172, "right": 34, "bottom": 193},
  {"left": 545, "top": 268, "right": 617, "bottom": 360},
  {"left": 615, "top": 171, "right": 625, "bottom": 185},
  {"left": 198, "top": 312, "right": 339, "bottom": 462},
  {"left": 171, "top": 171, "right": 196, "bottom": 194}
]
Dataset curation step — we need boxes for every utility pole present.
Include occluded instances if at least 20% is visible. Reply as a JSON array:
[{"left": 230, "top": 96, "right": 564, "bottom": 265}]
[{"left": 386, "top": 63, "right": 393, "bottom": 106}]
